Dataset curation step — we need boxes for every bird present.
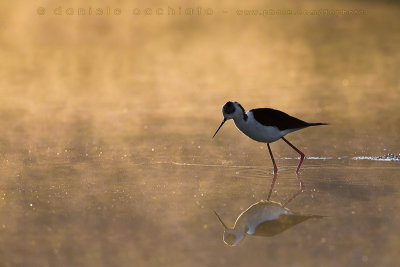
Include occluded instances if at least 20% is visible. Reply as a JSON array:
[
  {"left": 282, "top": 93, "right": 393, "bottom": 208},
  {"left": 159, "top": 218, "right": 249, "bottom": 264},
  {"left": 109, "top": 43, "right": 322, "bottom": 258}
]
[
  {"left": 212, "top": 101, "right": 327, "bottom": 174},
  {"left": 214, "top": 200, "right": 324, "bottom": 246}
]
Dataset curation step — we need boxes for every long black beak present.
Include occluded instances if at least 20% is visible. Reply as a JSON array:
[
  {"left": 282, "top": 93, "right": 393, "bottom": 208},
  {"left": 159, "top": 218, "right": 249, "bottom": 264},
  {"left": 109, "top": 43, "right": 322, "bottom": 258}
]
[
  {"left": 212, "top": 119, "right": 226, "bottom": 139},
  {"left": 213, "top": 210, "right": 228, "bottom": 229}
]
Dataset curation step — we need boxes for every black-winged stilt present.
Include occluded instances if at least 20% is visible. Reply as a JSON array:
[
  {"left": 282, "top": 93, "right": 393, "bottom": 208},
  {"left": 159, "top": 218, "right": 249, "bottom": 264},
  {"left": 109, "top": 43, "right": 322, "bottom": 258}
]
[{"left": 213, "top": 101, "right": 327, "bottom": 173}]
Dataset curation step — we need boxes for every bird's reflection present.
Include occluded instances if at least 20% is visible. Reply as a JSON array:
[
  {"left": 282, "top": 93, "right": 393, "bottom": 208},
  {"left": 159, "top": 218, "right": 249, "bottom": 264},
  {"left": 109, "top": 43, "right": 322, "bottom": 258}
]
[
  {"left": 267, "top": 172, "right": 305, "bottom": 207},
  {"left": 214, "top": 173, "right": 323, "bottom": 246}
]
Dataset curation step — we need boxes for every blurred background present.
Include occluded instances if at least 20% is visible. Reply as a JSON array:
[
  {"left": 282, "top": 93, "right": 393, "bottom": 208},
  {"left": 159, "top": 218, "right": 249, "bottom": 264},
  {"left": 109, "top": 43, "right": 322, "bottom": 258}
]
[{"left": 0, "top": 0, "right": 399, "bottom": 266}]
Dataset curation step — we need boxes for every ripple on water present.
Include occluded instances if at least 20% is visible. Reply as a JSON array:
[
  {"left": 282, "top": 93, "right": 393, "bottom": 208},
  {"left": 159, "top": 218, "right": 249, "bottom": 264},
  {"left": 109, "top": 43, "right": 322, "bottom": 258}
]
[
  {"left": 352, "top": 154, "right": 400, "bottom": 162},
  {"left": 234, "top": 167, "right": 270, "bottom": 179}
]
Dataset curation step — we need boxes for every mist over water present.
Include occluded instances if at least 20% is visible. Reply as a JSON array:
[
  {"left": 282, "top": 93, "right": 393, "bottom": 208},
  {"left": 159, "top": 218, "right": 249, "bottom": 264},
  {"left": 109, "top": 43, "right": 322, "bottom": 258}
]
[{"left": 0, "top": 0, "right": 400, "bottom": 266}]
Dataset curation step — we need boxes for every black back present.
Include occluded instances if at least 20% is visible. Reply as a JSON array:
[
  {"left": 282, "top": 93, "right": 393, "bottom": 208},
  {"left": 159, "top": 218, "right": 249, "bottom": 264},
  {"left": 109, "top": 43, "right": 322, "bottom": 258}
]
[{"left": 250, "top": 108, "right": 310, "bottom": 131}]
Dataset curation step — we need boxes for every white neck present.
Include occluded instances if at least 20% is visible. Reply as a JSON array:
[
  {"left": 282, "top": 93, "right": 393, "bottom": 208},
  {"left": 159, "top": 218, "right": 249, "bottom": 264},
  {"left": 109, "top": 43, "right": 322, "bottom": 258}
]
[{"left": 233, "top": 112, "right": 248, "bottom": 132}]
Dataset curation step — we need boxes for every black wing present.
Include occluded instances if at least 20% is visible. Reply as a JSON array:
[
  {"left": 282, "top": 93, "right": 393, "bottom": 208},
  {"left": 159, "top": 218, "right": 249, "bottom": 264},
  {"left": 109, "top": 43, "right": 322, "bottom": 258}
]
[{"left": 250, "top": 108, "right": 310, "bottom": 131}]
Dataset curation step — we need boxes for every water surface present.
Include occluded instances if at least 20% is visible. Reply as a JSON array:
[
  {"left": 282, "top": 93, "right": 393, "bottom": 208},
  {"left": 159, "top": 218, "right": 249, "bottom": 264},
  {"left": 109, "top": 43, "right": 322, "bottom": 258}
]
[{"left": 0, "top": 0, "right": 400, "bottom": 266}]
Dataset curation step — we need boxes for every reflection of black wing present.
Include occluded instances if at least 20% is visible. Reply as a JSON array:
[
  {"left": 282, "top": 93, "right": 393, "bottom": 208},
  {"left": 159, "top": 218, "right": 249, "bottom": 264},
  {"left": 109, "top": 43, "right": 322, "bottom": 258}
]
[{"left": 253, "top": 214, "right": 324, "bottom": 237}]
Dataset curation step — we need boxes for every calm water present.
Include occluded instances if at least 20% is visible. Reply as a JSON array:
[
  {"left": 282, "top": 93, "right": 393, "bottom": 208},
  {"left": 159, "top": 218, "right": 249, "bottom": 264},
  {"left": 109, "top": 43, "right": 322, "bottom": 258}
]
[{"left": 0, "top": 0, "right": 400, "bottom": 266}]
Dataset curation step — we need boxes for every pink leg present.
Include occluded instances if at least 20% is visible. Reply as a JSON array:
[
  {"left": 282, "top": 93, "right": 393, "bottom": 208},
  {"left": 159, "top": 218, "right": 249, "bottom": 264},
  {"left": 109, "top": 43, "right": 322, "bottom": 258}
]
[
  {"left": 267, "top": 143, "right": 278, "bottom": 174},
  {"left": 281, "top": 137, "right": 305, "bottom": 174},
  {"left": 267, "top": 172, "right": 278, "bottom": 201}
]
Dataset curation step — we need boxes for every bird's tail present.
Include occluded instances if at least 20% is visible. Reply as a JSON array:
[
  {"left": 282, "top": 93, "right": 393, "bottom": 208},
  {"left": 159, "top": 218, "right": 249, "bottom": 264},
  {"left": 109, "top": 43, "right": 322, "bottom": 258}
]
[{"left": 308, "top": 122, "right": 328, "bottom": 126}]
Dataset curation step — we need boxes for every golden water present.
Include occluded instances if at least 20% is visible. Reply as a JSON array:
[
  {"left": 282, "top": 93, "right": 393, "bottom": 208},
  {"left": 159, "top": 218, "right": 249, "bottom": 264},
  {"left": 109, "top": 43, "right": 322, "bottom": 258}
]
[{"left": 0, "top": 0, "right": 399, "bottom": 266}]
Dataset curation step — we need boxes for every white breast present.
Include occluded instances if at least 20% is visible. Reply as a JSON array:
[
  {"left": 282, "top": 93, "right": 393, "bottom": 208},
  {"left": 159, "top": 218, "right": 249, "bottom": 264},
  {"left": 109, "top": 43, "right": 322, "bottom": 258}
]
[{"left": 233, "top": 112, "right": 286, "bottom": 143}]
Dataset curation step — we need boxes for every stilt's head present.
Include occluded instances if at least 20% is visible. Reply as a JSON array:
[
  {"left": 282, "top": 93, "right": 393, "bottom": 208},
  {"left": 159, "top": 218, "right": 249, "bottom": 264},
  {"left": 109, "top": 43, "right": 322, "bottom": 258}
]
[
  {"left": 222, "top": 101, "right": 245, "bottom": 120},
  {"left": 213, "top": 101, "right": 246, "bottom": 138},
  {"left": 214, "top": 210, "right": 246, "bottom": 246}
]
